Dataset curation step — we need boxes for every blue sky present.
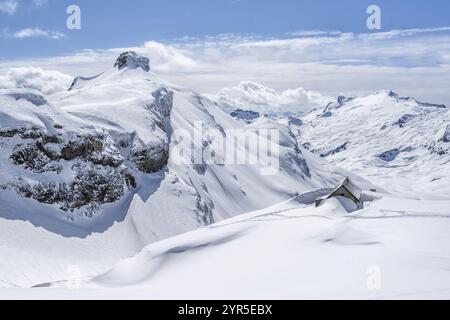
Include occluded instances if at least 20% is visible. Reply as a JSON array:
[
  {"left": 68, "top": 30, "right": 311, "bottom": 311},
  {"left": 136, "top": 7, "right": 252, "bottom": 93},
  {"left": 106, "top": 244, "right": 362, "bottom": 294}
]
[
  {"left": 1, "top": 0, "right": 450, "bottom": 106},
  {"left": 1, "top": 0, "right": 450, "bottom": 59}
]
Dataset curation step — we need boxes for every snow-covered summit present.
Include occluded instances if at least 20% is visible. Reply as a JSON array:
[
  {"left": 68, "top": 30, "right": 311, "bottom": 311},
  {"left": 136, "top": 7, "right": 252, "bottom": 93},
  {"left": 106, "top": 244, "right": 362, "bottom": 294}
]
[
  {"left": 298, "top": 90, "right": 450, "bottom": 197},
  {"left": 113, "top": 51, "right": 151, "bottom": 72},
  {"left": 371, "top": 90, "right": 447, "bottom": 109}
]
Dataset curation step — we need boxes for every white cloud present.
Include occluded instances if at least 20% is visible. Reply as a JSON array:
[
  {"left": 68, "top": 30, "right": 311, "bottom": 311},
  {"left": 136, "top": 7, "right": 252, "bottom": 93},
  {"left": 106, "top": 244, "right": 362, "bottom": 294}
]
[
  {"left": 0, "top": 0, "right": 46, "bottom": 15},
  {"left": 356, "top": 26, "right": 450, "bottom": 41},
  {"left": 206, "top": 81, "right": 332, "bottom": 114},
  {"left": 287, "top": 30, "right": 342, "bottom": 37},
  {"left": 33, "top": 0, "right": 48, "bottom": 6},
  {"left": 12, "top": 27, "right": 66, "bottom": 40},
  {"left": 1, "top": 27, "right": 450, "bottom": 106},
  {"left": 0, "top": 67, "right": 73, "bottom": 95},
  {"left": 0, "top": 0, "right": 18, "bottom": 15}
]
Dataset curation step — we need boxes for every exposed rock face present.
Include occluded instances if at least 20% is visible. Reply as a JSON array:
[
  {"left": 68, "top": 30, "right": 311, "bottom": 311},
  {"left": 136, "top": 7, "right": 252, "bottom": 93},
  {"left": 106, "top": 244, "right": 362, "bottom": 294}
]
[
  {"left": 150, "top": 88, "right": 173, "bottom": 129},
  {"left": 320, "top": 111, "right": 332, "bottom": 118},
  {"left": 11, "top": 143, "right": 62, "bottom": 173},
  {"left": 0, "top": 60, "right": 174, "bottom": 217},
  {"left": 423, "top": 125, "right": 450, "bottom": 155},
  {"left": 230, "top": 109, "right": 260, "bottom": 122},
  {"left": 129, "top": 87, "right": 173, "bottom": 173},
  {"left": 378, "top": 149, "right": 400, "bottom": 162},
  {"left": 60, "top": 136, "right": 103, "bottom": 160},
  {"left": 195, "top": 193, "right": 215, "bottom": 226},
  {"left": 7, "top": 128, "right": 125, "bottom": 169},
  {"left": 114, "top": 51, "right": 150, "bottom": 72},
  {"left": 320, "top": 142, "right": 349, "bottom": 158},
  {"left": 323, "top": 95, "right": 354, "bottom": 113},
  {"left": 130, "top": 144, "right": 170, "bottom": 174},
  {"left": 4, "top": 121, "right": 171, "bottom": 214},
  {"left": 443, "top": 125, "right": 450, "bottom": 143},
  {"left": 288, "top": 116, "right": 303, "bottom": 127},
  {"left": 395, "top": 114, "right": 415, "bottom": 128},
  {"left": 68, "top": 74, "right": 102, "bottom": 91},
  {"left": 9, "top": 163, "right": 135, "bottom": 216},
  {"left": 3, "top": 125, "right": 136, "bottom": 215}
]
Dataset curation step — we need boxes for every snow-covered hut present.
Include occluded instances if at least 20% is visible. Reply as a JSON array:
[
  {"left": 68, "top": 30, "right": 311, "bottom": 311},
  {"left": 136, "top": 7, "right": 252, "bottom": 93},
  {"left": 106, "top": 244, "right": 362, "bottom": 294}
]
[{"left": 315, "top": 177, "right": 362, "bottom": 208}]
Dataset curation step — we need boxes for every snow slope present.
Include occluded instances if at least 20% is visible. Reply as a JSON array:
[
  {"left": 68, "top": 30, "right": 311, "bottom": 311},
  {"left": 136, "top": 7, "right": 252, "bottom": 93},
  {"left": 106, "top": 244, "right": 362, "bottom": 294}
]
[
  {"left": 295, "top": 91, "right": 450, "bottom": 198},
  {"left": 0, "top": 53, "right": 358, "bottom": 288},
  {"left": 31, "top": 194, "right": 450, "bottom": 299}
]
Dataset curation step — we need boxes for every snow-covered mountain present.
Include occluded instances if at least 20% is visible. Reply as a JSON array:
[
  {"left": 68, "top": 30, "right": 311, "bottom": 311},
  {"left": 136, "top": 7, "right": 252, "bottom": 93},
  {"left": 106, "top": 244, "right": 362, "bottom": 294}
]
[
  {"left": 209, "top": 85, "right": 450, "bottom": 198},
  {"left": 296, "top": 91, "right": 450, "bottom": 198},
  {"left": 1, "top": 52, "right": 449, "bottom": 298},
  {"left": 0, "top": 52, "right": 359, "bottom": 288},
  {"left": 129, "top": 89, "right": 450, "bottom": 300}
]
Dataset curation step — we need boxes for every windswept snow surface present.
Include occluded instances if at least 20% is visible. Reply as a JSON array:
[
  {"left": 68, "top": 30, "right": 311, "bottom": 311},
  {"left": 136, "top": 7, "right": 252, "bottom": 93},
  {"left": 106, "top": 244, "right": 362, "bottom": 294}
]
[
  {"left": 7, "top": 195, "right": 449, "bottom": 300},
  {"left": 87, "top": 196, "right": 450, "bottom": 299}
]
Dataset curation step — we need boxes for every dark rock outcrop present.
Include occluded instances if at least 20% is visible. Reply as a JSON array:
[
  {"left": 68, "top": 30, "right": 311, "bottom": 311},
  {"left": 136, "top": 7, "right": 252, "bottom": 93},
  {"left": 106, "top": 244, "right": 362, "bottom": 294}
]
[
  {"left": 377, "top": 149, "right": 400, "bottom": 162},
  {"left": 129, "top": 87, "right": 174, "bottom": 173},
  {"left": 230, "top": 109, "right": 260, "bottom": 122},
  {"left": 288, "top": 116, "right": 303, "bottom": 127},
  {"left": 443, "top": 125, "right": 450, "bottom": 143},
  {"left": 130, "top": 144, "right": 169, "bottom": 174},
  {"left": 11, "top": 144, "right": 61, "bottom": 173},
  {"left": 114, "top": 51, "right": 150, "bottom": 72},
  {"left": 68, "top": 74, "right": 102, "bottom": 91},
  {"left": 395, "top": 114, "right": 415, "bottom": 128},
  {"left": 10, "top": 163, "right": 134, "bottom": 217},
  {"left": 320, "top": 142, "right": 349, "bottom": 158}
]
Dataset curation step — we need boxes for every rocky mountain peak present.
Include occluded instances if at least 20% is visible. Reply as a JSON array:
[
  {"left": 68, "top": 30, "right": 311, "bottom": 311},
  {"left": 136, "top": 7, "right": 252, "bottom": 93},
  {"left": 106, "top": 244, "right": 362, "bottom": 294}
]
[
  {"left": 386, "top": 90, "right": 399, "bottom": 97},
  {"left": 114, "top": 51, "right": 150, "bottom": 72}
]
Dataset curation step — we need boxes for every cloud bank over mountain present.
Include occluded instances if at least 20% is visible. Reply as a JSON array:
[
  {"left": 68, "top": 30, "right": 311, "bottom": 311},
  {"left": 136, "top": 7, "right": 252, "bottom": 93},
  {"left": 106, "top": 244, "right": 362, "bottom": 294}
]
[
  {"left": 205, "top": 81, "right": 332, "bottom": 115},
  {"left": 0, "top": 67, "right": 72, "bottom": 95},
  {"left": 1, "top": 27, "right": 449, "bottom": 105}
]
